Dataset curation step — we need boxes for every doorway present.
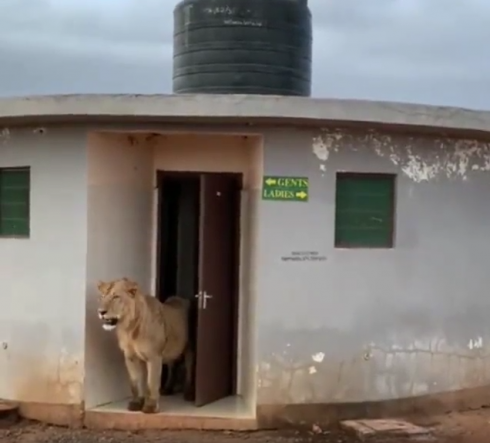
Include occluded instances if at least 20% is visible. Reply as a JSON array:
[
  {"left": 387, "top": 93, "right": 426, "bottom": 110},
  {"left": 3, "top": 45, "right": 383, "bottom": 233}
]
[{"left": 156, "top": 171, "right": 241, "bottom": 408}]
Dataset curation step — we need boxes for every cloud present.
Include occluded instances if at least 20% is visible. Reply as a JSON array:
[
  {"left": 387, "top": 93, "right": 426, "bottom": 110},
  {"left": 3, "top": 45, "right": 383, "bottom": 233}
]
[
  {"left": 0, "top": 0, "right": 172, "bottom": 95},
  {"left": 0, "top": 0, "right": 489, "bottom": 109},
  {"left": 0, "top": 0, "right": 171, "bottom": 60},
  {"left": 310, "top": 0, "right": 490, "bottom": 108},
  {"left": 0, "top": 44, "right": 172, "bottom": 96}
]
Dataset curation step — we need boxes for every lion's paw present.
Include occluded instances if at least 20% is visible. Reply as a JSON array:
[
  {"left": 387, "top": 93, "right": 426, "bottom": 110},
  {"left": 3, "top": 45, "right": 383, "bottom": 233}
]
[
  {"left": 142, "top": 400, "right": 159, "bottom": 414},
  {"left": 127, "top": 398, "right": 144, "bottom": 411}
]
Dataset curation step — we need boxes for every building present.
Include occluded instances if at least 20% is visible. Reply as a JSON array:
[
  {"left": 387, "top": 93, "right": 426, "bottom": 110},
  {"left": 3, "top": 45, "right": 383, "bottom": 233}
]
[{"left": 1, "top": 94, "right": 490, "bottom": 430}]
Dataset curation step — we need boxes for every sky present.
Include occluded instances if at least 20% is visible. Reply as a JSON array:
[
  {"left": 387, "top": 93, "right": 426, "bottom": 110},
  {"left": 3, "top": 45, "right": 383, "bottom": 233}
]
[{"left": 0, "top": 0, "right": 489, "bottom": 109}]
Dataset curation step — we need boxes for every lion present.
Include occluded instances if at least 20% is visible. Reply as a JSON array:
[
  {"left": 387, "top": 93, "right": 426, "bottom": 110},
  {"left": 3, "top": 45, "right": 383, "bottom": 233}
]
[{"left": 96, "top": 277, "right": 194, "bottom": 414}]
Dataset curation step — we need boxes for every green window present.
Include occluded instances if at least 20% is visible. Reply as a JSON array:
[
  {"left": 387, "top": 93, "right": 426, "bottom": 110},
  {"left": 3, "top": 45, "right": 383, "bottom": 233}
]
[
  {"left": 335, "top": 173, "right": 395, "bottom": 248},
  {"left": 0, "top": 167, "right": 30, "bottom": 237}
]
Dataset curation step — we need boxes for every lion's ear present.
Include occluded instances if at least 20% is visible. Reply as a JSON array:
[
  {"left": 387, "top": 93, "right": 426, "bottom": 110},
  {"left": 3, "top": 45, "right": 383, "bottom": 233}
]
[
  {"left": 97, "top": 281, "right": 113, "bottom": 296},
  {"left": 123, "top": 278, "right": 138, "bottom": 297},
  {"left": 97, "top": 281, "right": 108, "bottom": 294},
  {"left": 128, "top": 282, "right": 139, "bottom": 296}
]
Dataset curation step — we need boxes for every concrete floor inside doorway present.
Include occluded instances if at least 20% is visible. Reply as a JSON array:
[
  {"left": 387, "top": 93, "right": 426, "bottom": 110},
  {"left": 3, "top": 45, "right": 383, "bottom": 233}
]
[
  {"left": 84, "top": 395, "right": 256, "bottom": 431},
  {"left": 93, "top": 395, "right": 252, "bottom": 419}
]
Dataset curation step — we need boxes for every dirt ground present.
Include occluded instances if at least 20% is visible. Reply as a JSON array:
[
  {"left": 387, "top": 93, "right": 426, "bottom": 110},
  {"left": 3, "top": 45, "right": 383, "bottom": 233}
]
[{"left": 3, "top": 408, "right": 490, "bottom": 443}]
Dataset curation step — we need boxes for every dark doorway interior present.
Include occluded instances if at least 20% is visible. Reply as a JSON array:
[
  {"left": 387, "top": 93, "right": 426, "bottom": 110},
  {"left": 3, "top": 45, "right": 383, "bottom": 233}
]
[
  {"left": 158, "top": 175, "right": 200, "bottom": 301},
  {"left": 156, "top": 171, "right": 241, "bottom": 407},
  {"left": 157, "top": 175, "right": 200, "bottom": 398}
]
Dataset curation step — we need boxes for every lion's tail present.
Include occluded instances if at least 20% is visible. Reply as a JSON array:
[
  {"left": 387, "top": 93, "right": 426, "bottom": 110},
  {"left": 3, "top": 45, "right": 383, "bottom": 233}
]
[{"left": 165, "top": 295, "right": 191, "bottom": 311}]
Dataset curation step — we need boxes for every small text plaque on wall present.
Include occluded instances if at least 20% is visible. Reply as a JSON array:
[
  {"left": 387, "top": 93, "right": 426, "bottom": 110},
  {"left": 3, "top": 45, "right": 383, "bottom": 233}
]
[
  {"left": 262, "top": 176, "right": 309, "bottom": 202},
  {"left": 281, "top": 251, "right": 327, "bottom": 262}
]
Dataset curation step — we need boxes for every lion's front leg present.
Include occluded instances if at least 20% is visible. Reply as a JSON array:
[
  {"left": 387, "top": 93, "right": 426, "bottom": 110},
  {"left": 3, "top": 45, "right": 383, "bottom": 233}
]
[
  {"left": 124, "top": 356, "right": 145, "bottom": 411},
  {"left": 142, "top": 356, "right": 163, "bottom": 414}
]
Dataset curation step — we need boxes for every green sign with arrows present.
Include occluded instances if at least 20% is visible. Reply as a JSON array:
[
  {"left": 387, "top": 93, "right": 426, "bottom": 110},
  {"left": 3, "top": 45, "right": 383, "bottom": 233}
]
[{"left": 262, "top": 176, "right": 309, "bottom": 202}]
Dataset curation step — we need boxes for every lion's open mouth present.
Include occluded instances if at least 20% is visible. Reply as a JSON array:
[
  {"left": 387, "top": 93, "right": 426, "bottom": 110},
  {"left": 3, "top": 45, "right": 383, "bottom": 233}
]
[{"left": 101, "top": 318, "right": 118, "bottom": 331}]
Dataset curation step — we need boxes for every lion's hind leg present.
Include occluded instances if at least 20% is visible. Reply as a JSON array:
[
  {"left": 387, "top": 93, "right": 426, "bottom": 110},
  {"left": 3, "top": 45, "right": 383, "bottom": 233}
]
[
  {"left": 161, "top": 361, "right": 177, "bottom": 396},
  {"left": 124, "top": 356, "right": 145, "bottom": 411},
  {"left": 183, "top": 347, "right": 195, "bottom": 402}
]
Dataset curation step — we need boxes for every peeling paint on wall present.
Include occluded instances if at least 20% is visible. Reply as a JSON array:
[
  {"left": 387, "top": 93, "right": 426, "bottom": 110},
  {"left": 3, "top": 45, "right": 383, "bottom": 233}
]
[
  {"left": 367, "top": 134, "right": 490, "bottom": 182},
  {"left": 311, "top": 131, "right": 341, "bottom": 174},
  {"left": 0, "top": 128, "right": 10, "bottom": 144},
  {"left": 258, "top": 334, "right": 490, "bottom": 404},
  {"left": 312, "top": 129, "right": 490, "bottom": 182},
  {"left": 468, "top": 336, "right": 483, "bottom": 350}
]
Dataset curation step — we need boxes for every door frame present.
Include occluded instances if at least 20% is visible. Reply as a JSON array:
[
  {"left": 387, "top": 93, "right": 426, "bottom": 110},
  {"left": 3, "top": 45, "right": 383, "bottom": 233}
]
[{"left": 155, "top": 170, "right": 243, "bottom": 396}]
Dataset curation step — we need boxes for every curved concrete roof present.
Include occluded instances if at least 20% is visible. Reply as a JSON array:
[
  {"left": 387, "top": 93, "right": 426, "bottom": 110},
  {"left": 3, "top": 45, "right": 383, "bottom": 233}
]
[{"left": 0, "top": 94, "right": 489, "bottom": 134}]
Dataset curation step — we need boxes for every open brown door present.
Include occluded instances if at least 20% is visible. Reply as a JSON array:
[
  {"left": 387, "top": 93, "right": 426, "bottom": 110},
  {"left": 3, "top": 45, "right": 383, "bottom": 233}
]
[{"left": 194, "top": 173, "right": 238, "bottom": 407}]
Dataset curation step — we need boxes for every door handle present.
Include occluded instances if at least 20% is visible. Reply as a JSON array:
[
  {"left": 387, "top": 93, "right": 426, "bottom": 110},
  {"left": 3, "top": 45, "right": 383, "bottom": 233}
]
[
  {"left": 195, "top": 291, "right": 202, "bottom": 309},
  {"left": 195, "top": 291, "right": 213, "bottom": 310},
  {"left": 202, "top": 291, "right": 213, "bottom": 310}
]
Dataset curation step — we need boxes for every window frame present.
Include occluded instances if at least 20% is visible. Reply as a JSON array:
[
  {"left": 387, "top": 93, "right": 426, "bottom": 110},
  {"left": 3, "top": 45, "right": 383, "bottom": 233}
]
[
  {"left": 334, "top": 172, "right": 396, "bottom": 249},
  {"left": 0, "top": 166, "right": 31, "bottom": 238}
]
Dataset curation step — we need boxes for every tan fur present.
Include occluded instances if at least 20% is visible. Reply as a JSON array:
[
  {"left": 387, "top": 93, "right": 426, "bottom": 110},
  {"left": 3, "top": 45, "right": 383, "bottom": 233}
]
[{"left": 96, "top": 277, "right": 192, "bottom": 414}]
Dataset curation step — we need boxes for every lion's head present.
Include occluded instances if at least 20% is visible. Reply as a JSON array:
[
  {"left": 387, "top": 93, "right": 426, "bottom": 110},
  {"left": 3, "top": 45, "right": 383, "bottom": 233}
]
[{"left": 96, "top": 277, "right": 138, "bottom": 331}]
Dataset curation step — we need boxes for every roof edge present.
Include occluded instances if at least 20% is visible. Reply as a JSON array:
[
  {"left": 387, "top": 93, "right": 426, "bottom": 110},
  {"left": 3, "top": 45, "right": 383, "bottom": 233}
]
[{"left": 0, "top": 94, "right": 488, "bottom": 133}]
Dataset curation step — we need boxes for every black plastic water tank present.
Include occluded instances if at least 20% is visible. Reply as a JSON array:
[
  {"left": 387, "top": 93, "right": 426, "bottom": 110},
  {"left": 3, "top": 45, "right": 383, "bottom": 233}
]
[{"left": 172, "top": 0, "right": 312, "bottom": 96}]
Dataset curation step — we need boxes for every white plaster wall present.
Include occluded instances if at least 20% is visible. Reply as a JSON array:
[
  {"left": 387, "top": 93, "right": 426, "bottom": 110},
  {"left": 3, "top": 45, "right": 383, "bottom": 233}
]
[
  {"left": 0, "top": 127, "right": 87, "bottom": 405},
  {"left": 239, "top": 138, "right": 262, "bottom": 408},
  {"left": 256, "top": 127, "right": 490, "bottom": 405},
  {"left": 85, "top": 133, "right": 153, "bottom": 408}
]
